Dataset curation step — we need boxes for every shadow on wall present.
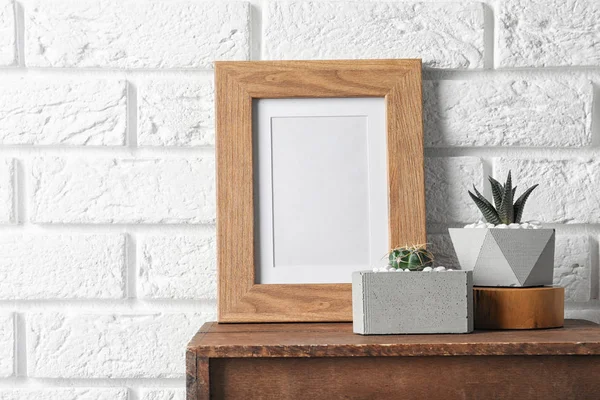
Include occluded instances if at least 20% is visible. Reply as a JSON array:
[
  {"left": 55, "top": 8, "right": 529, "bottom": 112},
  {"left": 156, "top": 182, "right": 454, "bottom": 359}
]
[{"left": 422, "top": 80, "right": 474, "bottom": 269}]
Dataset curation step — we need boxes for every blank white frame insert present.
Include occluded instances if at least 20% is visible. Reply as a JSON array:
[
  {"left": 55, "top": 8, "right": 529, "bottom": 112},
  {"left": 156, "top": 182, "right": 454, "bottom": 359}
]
[{"left": 255, "top": 98, "right": 389, "bottom": 284}]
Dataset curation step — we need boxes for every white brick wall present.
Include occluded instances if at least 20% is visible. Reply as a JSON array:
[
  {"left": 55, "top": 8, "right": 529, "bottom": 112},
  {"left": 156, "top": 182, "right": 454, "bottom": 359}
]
[
  {"left": 0, "top": 79, "right": 127, "bottom": 145},
  {"left": 0, "top": 389, "right": 128, "bottom": 400},
  {"left": 30, "top": 158, "right": 215, "bottom": 224},
  {"left": 0, "top": 234, "right": 126, "bottom": 299},
  {"left": 27, "top": 313, "right": 212, "bottom": 378},
  {"left": 498, "top": 0, "right": 600, "bottom": 67},
  {"left": 425, "top": 157, "right": 484, "bottom": 224},
  {"left": 423, "top": 78, "right": 593, "bottom": 147},
  {"left": 0, "top": 159, "right": 14, "bottom": 224},
  {"left": 138, "top": 235, "right": 216, "bottom": 300},
  {"left": 138, "top": 78, "right": 215, "bottom": 146},
  {"left": 495, "top": 159, "right": 600, "bottom": 224},
  {"left": 0, "top": 314, "right": 13, "bottom": 377},
  {"left": 0, "top": 0, "right": 15, "bottom": 66},
  {"left": 0, "top": 0, "right": 598, "bottom": 398},
  {"left": 264, "top": 1, "right": 485, "bottom": 68},
  {"left": 24, "top": 0, "right": 251, "bottom": 68},
  {"left": 140, "top": 389, "right": 185, "bottom": 400}
]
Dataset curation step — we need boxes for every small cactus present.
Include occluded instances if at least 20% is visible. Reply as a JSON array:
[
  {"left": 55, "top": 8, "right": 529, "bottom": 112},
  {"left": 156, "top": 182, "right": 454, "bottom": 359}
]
[
  {"left": 468, "top": 171, "right": 538, "bottom": 225},
  {"left": 387, "top": 244, "right": 434, "bottom": 271}
]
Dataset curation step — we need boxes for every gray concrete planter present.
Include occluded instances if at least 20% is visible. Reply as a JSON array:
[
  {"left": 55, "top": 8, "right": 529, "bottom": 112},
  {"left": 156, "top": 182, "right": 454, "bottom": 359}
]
[
  {"left": 449, "top": 228, "right": 555, "bottom": 287},
  {"left": 352, "top": 270, "right": 473, "bottom": 335}
]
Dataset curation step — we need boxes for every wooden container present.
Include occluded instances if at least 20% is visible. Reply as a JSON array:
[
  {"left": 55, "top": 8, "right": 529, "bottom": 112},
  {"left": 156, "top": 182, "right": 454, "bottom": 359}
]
[
  {"left": 187, "top": 320, "right": 600, "bottom": 400},
  {"left": 474, "top": 286, "right": 564, "bottom": 329}
]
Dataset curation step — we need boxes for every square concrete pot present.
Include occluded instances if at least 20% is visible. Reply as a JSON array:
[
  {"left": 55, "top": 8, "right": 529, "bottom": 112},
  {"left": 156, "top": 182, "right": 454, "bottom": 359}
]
[
  {"left": 448, "top": 228, "right": 555, "bottom": 287},
  {"left": 352, "top": 270, "right": 473, "bottom": 335}
]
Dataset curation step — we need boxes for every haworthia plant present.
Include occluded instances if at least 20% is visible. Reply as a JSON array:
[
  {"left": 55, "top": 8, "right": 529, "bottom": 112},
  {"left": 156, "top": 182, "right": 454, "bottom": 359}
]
[
  {"left": 387, "top": 245, "right": 434, "bottom": 271},
  {"left": 468, "top": 171, "right": 538, "bottom": 225}
]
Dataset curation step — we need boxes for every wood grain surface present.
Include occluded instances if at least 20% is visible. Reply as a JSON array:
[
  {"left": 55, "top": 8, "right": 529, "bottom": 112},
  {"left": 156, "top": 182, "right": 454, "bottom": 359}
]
[
  {"left": 210, "top": 356, "right": 600, "bottom": 400},
  {"left": 216, "top": 60, "right": 426, "bottom": 323},
  {"left": 186, "top": 320, "right": 600, "bottom": 400},
  {"left": 188, "top": 319, "right": 600, "bottom": 358},
  {"left": 474, "top": 286, "right": 564, "bottom": 329}
]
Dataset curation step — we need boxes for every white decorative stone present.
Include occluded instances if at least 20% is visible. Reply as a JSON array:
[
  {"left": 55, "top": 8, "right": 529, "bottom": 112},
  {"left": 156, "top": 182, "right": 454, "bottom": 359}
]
[
  {"left": 0, "top": 0, "right": 15, "bottom": 66},
  {"left": 139, "top": 235, "right": 216, "bottom": 300},
  {"left": 0, "top": 78, "right": 126, "bottom": 145},
  {"left": 0, "top": 234, "right": 125, "bottom": 299},
  {"left": 424, "top": 78, "right": 592, "bottom": 147},
  {"left": 0, "top": 314, "right": 13, "bottom": 377},
  {"left": 554, "top": 236, "right": 591, "bottom": 302},
  {"left": 140, "top": 389, "right": 186, "bottom": 400},
  {"left": 27, "top": 312, "right": 214, "bottom": 378},
  {"left": 495, "top": 159, "right": 600, "bottom": 224},
  {"left": 30, "top": 158, "right": 215, "bottom": 224},
  {"left": 495, "top": 224, "right": 508, "bottom": 229},
  {"left": 264, "top": 1, "right": 484, "bottom": 69},
  {"left": 139, "top": 78, "right": 215, "bottom": 147},
  {"left": 0, "top": 389, "right": 128, "bottom": 400},
  {"left": 498, "top": 0, "right": 600, "bottom": 67},
  {"left": 24, "top": 0, "right": 250, "bottom": 68},
  {"left": 0, "top": 159, "right": 14, "bottom": 224},
  {"left": 425, "top": 157, "right": 484, "bottom": 224},
  {"left": 423, "top": 267, "right": 433, "bottom": 272},
  {"left": 434, "top": 266, "right": 446, "bottom": 272}
]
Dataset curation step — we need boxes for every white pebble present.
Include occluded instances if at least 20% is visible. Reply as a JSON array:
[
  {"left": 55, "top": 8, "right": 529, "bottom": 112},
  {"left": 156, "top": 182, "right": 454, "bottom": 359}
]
[
  {"left": 521, "top": 223, "right": 531, "bottom": 229},
  {"left": 403, "top": 268, "right": 411, "bottom": 272},
  {"left": 446, "top": 268, "right": 454, "bottom": 271},
  {"left": 486, "top": 223, "right": 495, "bottom": 228},
  {"left": 395, "top": 268, "right": 403, "bottom": 272},
  {"left": 372, "top": 267, "right": 379, "bottom": 272},
  {"left": 434, "top": 266, "right": 446, "bottom": 272},
  {"left": 464, "top": 223, "right": 476, "bottom": 229},
  {"left": 508, "top": 223, "right": 520, "bottom": 229},
  {"left": 494, "top": 224, "right": 508, "bottom": 229},
  {"left": 533, "top": 225, "right": 541, "bottom": 229},
  {"left": 423, "top": 267, "right": 433, "bottom": 272}
]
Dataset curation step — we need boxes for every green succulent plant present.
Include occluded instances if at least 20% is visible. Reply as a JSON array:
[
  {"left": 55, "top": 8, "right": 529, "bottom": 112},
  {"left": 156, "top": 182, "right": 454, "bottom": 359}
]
[
  {"left": 468, "top": 171, "right": 538, "bottom": 225},
  {"left": 387, "top": 244, "right": 434, "bottom": 271}
]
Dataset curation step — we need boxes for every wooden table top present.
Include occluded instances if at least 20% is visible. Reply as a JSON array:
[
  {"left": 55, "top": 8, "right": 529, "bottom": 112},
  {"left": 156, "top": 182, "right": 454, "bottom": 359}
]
[{"left": 188, "top": 319, "right": 600, "bottom": 358}]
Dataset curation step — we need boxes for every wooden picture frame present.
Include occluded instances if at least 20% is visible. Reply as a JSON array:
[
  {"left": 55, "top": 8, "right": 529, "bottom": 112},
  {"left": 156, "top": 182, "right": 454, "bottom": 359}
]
[{"left": 216, "top": 60, "right": 426, "bottom": 323}]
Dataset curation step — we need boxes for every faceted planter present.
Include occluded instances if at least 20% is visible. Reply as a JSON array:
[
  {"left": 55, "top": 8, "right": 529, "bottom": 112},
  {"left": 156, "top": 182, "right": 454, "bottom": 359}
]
[
  {"left": 448, "top": 228, "right": 555, "bottom": 287},
  {"left": 352, "top": 270, "right": 473, "bottom": 335}
]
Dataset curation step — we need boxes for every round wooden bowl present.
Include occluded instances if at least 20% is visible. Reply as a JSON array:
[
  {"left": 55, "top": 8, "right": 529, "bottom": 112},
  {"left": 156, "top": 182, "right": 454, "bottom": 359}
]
[{"left": 474, "top": 286, "right": 564, "bottom": 330}]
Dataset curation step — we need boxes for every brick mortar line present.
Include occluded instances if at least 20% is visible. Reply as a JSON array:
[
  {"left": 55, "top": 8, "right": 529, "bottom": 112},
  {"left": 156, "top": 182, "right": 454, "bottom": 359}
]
[
  {"left": 0, "top": 148, "right": 593, "bottom": 158},
  {"left": 0, "top": 68, "right": 600, "bottom": 79},
  {"left": 0, "top": 300, "right": 217, "bottom": 313},
  {"left": 0, "top": 376, "right": 185, "bottom": 387}
]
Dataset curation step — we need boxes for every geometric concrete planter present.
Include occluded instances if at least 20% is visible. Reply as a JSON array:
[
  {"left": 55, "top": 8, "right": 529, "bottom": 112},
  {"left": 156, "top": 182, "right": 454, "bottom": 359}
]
[
  {"left": 352, "top": 270, "right": 473, "bottom": 335},
  {"left": 449, "top": 228, "right": 555, "bottom": 287}
]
